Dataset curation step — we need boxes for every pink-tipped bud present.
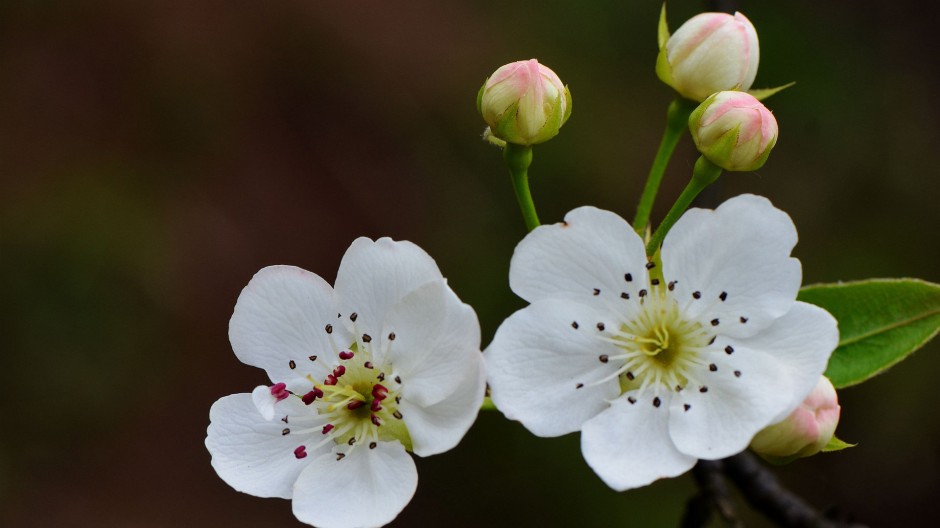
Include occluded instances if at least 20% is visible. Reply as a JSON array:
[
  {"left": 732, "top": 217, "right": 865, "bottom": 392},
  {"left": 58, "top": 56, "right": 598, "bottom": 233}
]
[
  {"left": 270, "top": 383, "right": 289, "bottom": 401},
  {"left": 338, "top": 351, "right": 354, "bottom": 360},
  {"left": 477, "top": 59, "right": 572, "bottom": 146},
  {"left": 751, "top": 376, "right": 841, "bottom": 462},
  {"left": 689, "top": 91, "right": 778, "bottom": 171},
  {"left": 657, "top": 11, "right": 759, "bottom": 102}
]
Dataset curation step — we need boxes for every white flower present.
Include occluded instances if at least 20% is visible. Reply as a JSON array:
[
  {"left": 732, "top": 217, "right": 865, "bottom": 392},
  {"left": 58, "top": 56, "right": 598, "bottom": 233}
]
[
  {"left": 206, "top": 237, "right": 486, "bottom": 528},
  {"left": 484, "top": 195, "right": 838, "bottom": 490}
]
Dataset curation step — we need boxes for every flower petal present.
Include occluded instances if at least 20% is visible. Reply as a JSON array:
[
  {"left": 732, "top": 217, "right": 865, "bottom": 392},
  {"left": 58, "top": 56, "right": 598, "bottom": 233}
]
[
  {"left": 291, "top": 441, "right": 417, "bottom": 528},
  {"left": 206, "top": 394, "right": 318, "bottom": 499},
  {"left": 509, "top": 206, "right": 649, "bottom": 311},
  {"left": 334, "top": 237, "right": 443, "bottom": 340},
  {"left": 229, "top": 265, "right": 351, "bottom": 382},
  {"left": 399, "top": 353, "right": 485, "bottom": 456},
  {"left": 581, "top": 395, "right": 697, "bottom": 491},
  {"left": 485, "top": 299, "right": 623, "bottom": 437},
  {"left": 662, "top": 194, "right": 801, "bottom": 338},
  {"left": 383, "top": 280, "right": 482, "bottom": 407},
  {"left": 668, "top": 302, "right": 837, "bottom": 459}
]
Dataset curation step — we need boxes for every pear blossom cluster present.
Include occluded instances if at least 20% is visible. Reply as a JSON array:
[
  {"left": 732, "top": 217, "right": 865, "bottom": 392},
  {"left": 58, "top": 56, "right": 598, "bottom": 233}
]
[{"left": 206, "top": 7, "right": 844, "bottom": 528}]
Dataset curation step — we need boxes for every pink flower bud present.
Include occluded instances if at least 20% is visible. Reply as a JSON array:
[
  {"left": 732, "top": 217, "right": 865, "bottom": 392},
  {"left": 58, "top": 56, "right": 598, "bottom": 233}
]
[
  {"left": 751, "top": 376, "right": 841, "bottom": 462},
  {"left": 689, "top": 91, "right": 778, "bottom": 172},
  {"left": 657, "top": 12, "right": 759, "bottom": 102},
  {"left": 477, "top": 59, "right": 571, "bottom": 146}
]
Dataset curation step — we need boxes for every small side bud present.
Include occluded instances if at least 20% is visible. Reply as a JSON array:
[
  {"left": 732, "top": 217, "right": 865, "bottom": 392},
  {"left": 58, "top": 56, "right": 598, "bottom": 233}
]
[
  {"left": 689, "top": 91, "right": 777, "bottom": 172},
  {"left": 656, "top": 11, "right": 760, "bottom": 102},
  {"left": 751, "top": 376, "right": 841, "bottom": 463},
  {"left": 478, "top": 59, "right": 571, "bottom": 146}
]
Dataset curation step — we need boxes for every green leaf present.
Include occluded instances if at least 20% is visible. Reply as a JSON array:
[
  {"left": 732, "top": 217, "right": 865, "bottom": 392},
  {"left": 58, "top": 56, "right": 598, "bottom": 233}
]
[
  {"left": 822, "top": 435, "right": 855, "bottom": 453},
  {"left": 657, "top": 3, "right": 670, "bottom": 49},
  {"left": 798, "top": 279, "right": 940, "bottom": 388},
  {"left": 748, "top": 81, "right": 796, "bottom": 101}
]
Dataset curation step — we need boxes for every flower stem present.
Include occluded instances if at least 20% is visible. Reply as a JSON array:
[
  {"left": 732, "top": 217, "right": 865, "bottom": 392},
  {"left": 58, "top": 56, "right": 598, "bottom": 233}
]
[
  {"left": 504, "top": 143, "right": 540, "bottom": 231},
  {"left": 633, "top": 98, "right": 697, "bottom": 237},
  {"left": 646, "top": 156, "right": 722, "bottom": 255}
]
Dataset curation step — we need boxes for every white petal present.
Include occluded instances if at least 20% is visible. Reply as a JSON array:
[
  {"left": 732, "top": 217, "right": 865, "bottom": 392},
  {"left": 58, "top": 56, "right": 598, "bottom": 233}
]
[
  {"left": 509, "top": 206, "right": 649, "bottom": 311},
  {"left": 229, "top": 265, "right": 351, "bottom": 382},
  {"left": 251, "top": 385, "right": 280, "bottom": 421},
  {"left": 334, "top": 237, "right": 443, "bottom": 340},
  {"left": 291, "top": 441, "right": 418, "bottom": 528},
  {"left": 399, "top": 352, "right": 485, "bottom": 457},
  {"left": 581, "top": 395, "right": 697, "bottom": 491},
  {"left": 662, "top": 194, "right": 801, "bottom": 338},
  {"left": 206, "top": 394, "right": 315, "bottom": 499},
  {"left": 668, "top": 302, "right": 838, "bottom": 459},
  {"left": 384, "top": 280, "right": 482, "bottom": 407},
  {"left": 485, "top": 299, "right": 623, "bottom": 437}
]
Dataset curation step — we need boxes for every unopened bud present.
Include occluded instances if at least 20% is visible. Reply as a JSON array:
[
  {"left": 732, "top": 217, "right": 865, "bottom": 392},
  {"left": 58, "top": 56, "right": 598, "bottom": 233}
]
[
  {"left": 657, "top": 11, "right": 759, "bottom": 102},
  {"left": 751, "top": 376, "right": 841, "bottom": 462},
  {"left": 477, "top": 59, "right": 571, "bottom": 146},
  {"left": 689, "top": 91, "right": 777, "bottom": 172}
]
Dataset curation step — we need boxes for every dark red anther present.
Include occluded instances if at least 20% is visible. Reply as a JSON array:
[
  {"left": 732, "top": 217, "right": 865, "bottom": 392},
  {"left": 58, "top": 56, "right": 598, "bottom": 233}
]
[
  {"left": 364, "top": 361, "right": 374, "bottom": 369},
  {"left": 322, "top": 424, "right": 334, "bottom": 435},
  {"left": 371, "top": 414, "right": 383, "bottom": 427},
  {"left": 346, "top": 400, "right": 365, "bottom": 410},
  {"left": 370, "top": 399, "right": 383, "bottom": 412},
  {"left": 302, "top": 391, "right": 318, "bottom": 405},
  {"left": 312, "top": 387, "right": 324, "bottom": 398},
  {"left": 270, "top": 383, "right": 289, "bottom": 401},
  {"left": 333, "top": 365, "right": 346, "bottom": 378},
  {"left": 294, "top": 446, "right": 307, "bottom": 459},
  {"left": 371, "top": 384, "right": 388, "bottom": 400},
  {"left": 324, "top": 375, "right": 338, "bottom": 386},
  {"left": 338, "top": 351, "right": 354, "bottom": 360}
]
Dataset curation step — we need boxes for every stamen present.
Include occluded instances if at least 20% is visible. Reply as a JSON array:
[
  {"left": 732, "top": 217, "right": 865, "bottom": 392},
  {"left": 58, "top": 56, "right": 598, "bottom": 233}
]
[
  {"left": 282, "top": 428, "right": 290, "bottom": 435},
  {"left": 333, "top": 365, "right": 346, "bottom": 378},
  {"left": 725, "top": 346, "right": 734, "bottom": 355},
  {"left": 388, "top": 332, "right": 396, "bottom": 341},
  {"left": 371, "top": 414, "right": 382, "bottom": 427},
  {"left": 289, "top": 360, "right": 297, "bottom": 370},
  {"left": 362, "top": 334, "right": 372, "bottom": 343},
  {"left": 692, "top": 291, "right": 702, "bottom": 299},
  {"left": 270, "top": 383, "right": 289, "bottom": 401},
  {"left": 325, "top": 324, "right": 333, "bottom": 334},
  {"left": 740, "top": 316, "right": 749, "bottom": 323},
  {"left": 347, "top": 400, "right": 365, "bottom": 410},
  {"left": 302, "top": 391, "right": 318, "bottom": 405},
  {"left": 393, "top": 410, "right": 403, "bottom": 419},
  {"left": 625, "top": 273, "right": 633, "bottom": 282},
  {"left": 719, "top": 292, "right": 728, "bottom": 301},
  {"left": 308, "top": 355, "right": 318, "bottom": 361},
  {"left": 350, "top": 312, "right": 358, "bottom": 322},
  {"left": 593, "top": 288, "right": 601, "bottom": 296},
  {"left": 369, "top": 442, "right": 378, "bottom": 449},
  {"left": 339, "top": 351, "right": 354, "bottom": 360},
  {"left": 571, "top": 321, "right": 579, "bottom": 329},
  {"left": 364, "top": 361, "right": 374, "bottom": 369},
  {"left": 322, "top": 424, "right": 334, "bottom": 434},
  {"left": 653, "top": 397, "right": 661, "bottom": 408},
  {"left": 294, "top": 446, "right": 307, "bottom": 459},
  {"left": 372, "top": 384, "right": 389, "bottom": 400}
]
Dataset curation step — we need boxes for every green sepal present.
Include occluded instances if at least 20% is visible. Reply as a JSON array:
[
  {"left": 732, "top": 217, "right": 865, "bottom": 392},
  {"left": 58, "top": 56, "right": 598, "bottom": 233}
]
[
  {"left": 701, "top": 125, "right": 741, "bottom": 170},
  {"left": 481, "top": 127, "right": 507, "bottom": 148},
  {"left": 480, "top": 396, "right": 497, "bottom": 411},
  {"left": 822, "top": 435, "right": 856, "bottom": 453},
  {"left": 748, "top": 81, "right": 796, "bottom": 101},
  {"left": 655, "top": 45, "right": 674, "bottom": 88},
  {"left": 798, "top": 278, "right": 940, "bottom": 388},
  {"left": 476, "top": 79, "right": 488, "bottom": 115},
  {"left": 657, "top": 3, "right": 670, "bottom": 49}
]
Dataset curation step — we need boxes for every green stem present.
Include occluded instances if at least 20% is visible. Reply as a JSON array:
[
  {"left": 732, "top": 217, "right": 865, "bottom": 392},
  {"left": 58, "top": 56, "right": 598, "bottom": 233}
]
[
  {"left": 504, "top": 143, "right": 540, "bottom": 231},
  {"left": 633, "top": 98, "right": 697, "bottom": 237},
  {"left": 646, "top": 156, "right": 722, "bottom": 255}
]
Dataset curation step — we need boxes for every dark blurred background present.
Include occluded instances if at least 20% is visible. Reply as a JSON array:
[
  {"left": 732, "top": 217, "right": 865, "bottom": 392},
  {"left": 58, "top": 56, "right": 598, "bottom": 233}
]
[{"left": 1, "top": 0, "right": 937, "bottom": 526}]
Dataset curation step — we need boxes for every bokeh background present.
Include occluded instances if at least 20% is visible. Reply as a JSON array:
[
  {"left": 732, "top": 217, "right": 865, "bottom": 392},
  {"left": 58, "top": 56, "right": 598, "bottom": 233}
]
[{"left": 2, "top": 0, "right": 938, "bottom": 526}]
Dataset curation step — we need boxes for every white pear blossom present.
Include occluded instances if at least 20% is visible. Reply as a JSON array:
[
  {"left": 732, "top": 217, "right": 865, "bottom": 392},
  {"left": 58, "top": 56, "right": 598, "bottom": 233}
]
[
  {"left": 485, "top": 195, "right": 838, "bottom": 490},
  {"left": 206, "top": 237, "right": 486, "bottom": 528}
]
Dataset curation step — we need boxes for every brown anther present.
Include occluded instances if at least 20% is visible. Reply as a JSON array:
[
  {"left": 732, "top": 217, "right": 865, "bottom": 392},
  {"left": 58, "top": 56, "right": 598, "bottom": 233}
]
[
  {"left": 576, "top": 383, "right": 584, "bottom": 389},
  {"left": 388, "top": 332, "right": 396, "bottom": 341},
  {"left": 653, "top": 397, "right": 661, "bottom": 408},
  {"left": 684, "top": 404, "right": 691, "bottom": 411},
  {"left": 740, "top": 316, "right": 749, "bottom": 323},
  {"left": 626, "top": 371, "right": 635, "bottom": 381},
  {"left": 711, "top": 319, "right": 720, "bottom": 326},
  {"left": 571, "top": 321, "right": 579, "bottom": 329},
  {"left": 350, "top": 312, "right": 358, "bottom": 322},
  {"left": 289, "top": 360, "right": 297, "bottom": 370},
  {"left": 282, "top": 428, "right": 290, "bottom": 435},
  {"left": 734, "top": 370, "right": 742, "bottom": 378},
  {"left": 596, "top": 322, "right": 606, "bottom": 331},
  {"left": 325, "top": 324, "right": 333, "bottom": 334},
  {"left": 627, "top": 396, "right": 637, "bottom": 404},
  {"left": 621, "top": 292, "right": 630, "bottom": 299},
  {"left": 598, "top": 354, "right": 609, "bottom": 363},
  {"left": 394, "top": 375, "right": 402, "bottom": 384},
  {"left": 719, "top": 292, "right": 728, "bottom": 301},
  {"left": 699, "top": 386, "right": 709, "bottom": 393},
  {"left": 393, "top": 410, "right": 403, "bottom": 419},
  {"left": 646, "top": 262, "right": 656, "bottom": 269},
  {"left": 336, "top": 453, "right": 346, "bottom": 461},
  {"left": 651, "top": 279, "right": 660, "bottom": 286},
  {"left": 364, "top": 361, "right": 374, "bottom": 369},
  {"left": 309, "top": 355, "right": 318, "bottom": 361},
  {"left": 709, "top": 364, "right": 718, "bottom": 372},
  {"left": 625, "top": 273, "right": 633, "bottom": 282},
  {"left": 692, "top": 291, "right": 702, "bottom": 299},
  {"left": 369, "top": 442, "right": 378, "bottom": 449},
  {"left": 725, "top": 346, "right": 734, "bottom": 355},
  {"left": 371, "top": 414, "right": 382, "bottom": 427},
  {"left": 348, "top": 437, "right": 356, "bottom": 446},
  {"left": 362, "top": 334, "right": 372, "bottom": 343},
  {"left": 593, "top": 288, "right": 600, "bottom": 296}
]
